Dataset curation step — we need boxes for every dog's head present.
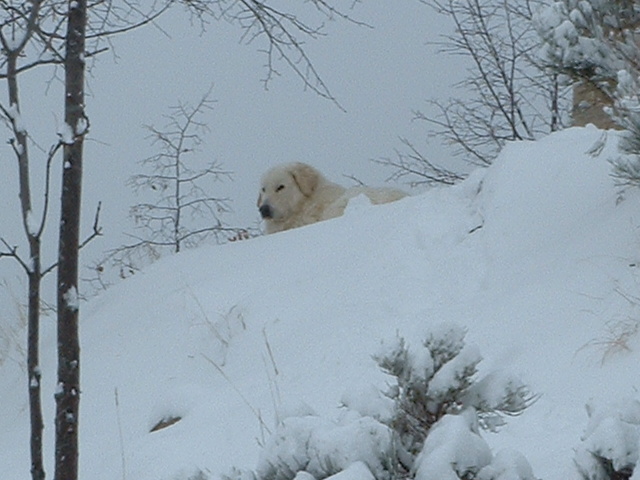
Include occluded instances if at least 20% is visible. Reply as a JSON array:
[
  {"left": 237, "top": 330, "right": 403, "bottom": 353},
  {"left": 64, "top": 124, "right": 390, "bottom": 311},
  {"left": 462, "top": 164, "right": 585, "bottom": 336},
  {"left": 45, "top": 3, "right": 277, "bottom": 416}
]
[{"left": 257, "top": 162, "right": 322, "bottom": 225}]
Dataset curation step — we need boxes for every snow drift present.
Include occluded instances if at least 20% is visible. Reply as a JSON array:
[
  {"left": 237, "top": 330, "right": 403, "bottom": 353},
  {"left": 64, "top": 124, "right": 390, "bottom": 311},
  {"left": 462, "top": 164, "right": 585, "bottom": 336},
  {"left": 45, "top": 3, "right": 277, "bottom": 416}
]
[{"left": 2, "top": 126, "right": 640, "bottom": 480}]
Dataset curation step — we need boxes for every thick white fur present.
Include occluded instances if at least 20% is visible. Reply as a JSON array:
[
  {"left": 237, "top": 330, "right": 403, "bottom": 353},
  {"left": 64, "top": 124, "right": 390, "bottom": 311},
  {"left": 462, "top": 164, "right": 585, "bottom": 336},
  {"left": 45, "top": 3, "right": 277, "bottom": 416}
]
[{"left": 257, "top": 162, "right": 407, "bottom": 234}]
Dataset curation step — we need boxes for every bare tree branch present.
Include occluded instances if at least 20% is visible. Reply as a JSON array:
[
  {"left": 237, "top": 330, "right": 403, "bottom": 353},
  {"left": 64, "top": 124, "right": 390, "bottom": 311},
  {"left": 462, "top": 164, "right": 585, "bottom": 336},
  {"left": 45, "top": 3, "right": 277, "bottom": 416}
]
[
  {"left": 402, "top": 0, "right": 569, "bottom": 171},
  {"left": 0, "top": 237, "right": 30, "bottom": 273},
  {"left": 180, "top": 0, "right": 369, "bottom": 109},
  {"left": 375, "top": 137, "right": 466, "bottom": 187},
  {"left": 41, "top": 201, "right": 103, "bottom": 280}
]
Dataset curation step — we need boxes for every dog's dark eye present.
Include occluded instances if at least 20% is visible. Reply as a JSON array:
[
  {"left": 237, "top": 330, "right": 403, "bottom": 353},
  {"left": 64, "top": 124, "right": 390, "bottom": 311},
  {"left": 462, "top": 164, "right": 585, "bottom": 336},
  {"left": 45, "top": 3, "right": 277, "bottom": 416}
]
[
  {"left": 261, "top": 187, "right": 265, "bottom": 193},
  {"left": 276, "top": 185, "right": 285, "bottom": 192}
]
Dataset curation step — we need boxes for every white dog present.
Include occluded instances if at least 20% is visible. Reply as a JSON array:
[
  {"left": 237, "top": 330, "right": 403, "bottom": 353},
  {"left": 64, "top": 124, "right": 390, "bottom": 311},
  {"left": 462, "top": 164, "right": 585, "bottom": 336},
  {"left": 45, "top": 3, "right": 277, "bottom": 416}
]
[{"left": 258, "top": 162, "right": 407, "bottom": 234}]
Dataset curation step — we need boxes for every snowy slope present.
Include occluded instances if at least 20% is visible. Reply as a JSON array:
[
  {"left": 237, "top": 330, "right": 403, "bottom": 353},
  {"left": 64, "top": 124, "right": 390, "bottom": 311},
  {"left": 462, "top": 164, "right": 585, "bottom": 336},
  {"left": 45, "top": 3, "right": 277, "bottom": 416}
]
[{"left": 2, "top": 126, "right": 640, "bottom": 480}]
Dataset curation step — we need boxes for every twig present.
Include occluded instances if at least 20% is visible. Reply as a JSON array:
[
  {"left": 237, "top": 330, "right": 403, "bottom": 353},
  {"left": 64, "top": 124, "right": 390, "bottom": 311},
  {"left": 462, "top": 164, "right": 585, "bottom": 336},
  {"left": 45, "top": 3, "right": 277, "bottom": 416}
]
[
  {"left": 262, "top": 327, "right": 279, "bottom": 376},
  {"left": 0, "top": 237, "right": 30, "bottom": 273},
  {"left": 114, "top": 388, "right": 127, "bottom": 480},
  {"left": 41, "top": 202, "right": 103, "bottom": 277}
]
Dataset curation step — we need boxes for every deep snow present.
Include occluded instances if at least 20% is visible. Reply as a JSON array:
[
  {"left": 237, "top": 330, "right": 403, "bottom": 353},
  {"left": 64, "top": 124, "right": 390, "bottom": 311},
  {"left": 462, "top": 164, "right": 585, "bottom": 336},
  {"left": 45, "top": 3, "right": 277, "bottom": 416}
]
[{"left": 2, "top": 126, "right": 640, "bottom": 479}]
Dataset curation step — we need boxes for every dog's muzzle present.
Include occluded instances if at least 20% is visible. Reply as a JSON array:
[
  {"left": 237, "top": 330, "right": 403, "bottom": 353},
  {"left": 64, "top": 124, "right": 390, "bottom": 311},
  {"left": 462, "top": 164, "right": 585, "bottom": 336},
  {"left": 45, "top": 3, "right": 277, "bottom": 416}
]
[{"left": 259, "top": 204, "right": 273, "bottom": 219}]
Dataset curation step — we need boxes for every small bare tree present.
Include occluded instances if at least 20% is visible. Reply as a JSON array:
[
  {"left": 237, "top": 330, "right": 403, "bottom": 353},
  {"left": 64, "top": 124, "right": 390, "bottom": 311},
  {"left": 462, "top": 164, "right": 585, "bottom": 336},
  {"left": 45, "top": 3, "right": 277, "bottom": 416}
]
[
  {"left": 130, "top": 89, "right": 235, "bottom": 252},
  {"left": 380, "top": 0, "right": 570, "bottom": 186},
  {"left": 95, "top": 89, "right": 242, "bottom": 283}
]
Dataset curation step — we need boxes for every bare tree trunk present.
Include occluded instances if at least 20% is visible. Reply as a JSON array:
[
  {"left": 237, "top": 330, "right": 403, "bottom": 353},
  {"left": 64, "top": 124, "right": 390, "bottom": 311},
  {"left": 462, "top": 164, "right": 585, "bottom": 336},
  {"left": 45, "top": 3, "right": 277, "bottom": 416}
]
[
  {"left": 28, "top": 261, "right": 45, "bottom": 480},
  {"left": 550, "top": 73, "right": 560, "bottom": 133},
  {"left": 6, "top": 47, "right": 46, "bottom": 480},
  {"left": 55, "top": 1, "right": 87, "bottom": 479}
]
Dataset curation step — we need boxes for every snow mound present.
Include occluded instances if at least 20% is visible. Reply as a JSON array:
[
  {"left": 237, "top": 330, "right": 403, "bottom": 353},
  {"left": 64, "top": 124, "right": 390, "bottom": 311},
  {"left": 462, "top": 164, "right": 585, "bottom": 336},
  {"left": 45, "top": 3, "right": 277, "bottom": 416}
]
[{"left": 3, "top": 126, "right": 640, "bottom": 480}]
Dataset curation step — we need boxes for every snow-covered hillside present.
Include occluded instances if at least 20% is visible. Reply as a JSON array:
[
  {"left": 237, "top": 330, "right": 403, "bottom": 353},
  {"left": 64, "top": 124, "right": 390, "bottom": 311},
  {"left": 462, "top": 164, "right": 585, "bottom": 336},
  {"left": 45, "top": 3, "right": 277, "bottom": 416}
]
[{"left": 2, "top": 126, "right": 640, "bottom": 479}]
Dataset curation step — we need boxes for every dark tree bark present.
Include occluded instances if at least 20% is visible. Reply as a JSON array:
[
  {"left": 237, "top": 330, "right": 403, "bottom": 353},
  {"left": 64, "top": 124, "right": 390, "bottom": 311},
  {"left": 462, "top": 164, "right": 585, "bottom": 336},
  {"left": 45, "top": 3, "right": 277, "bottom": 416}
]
[
  {"left": 28, "top": 247, "right": 44, "bottom": 480},
  {"left": 1, "top": 8, "right": 47, "bottom": 479},
  {"left": 55, "top": 1, "right": 87, "bottom": 479},
  {"left": 10, "top": 52, "right": 46, "bottom": 480}
]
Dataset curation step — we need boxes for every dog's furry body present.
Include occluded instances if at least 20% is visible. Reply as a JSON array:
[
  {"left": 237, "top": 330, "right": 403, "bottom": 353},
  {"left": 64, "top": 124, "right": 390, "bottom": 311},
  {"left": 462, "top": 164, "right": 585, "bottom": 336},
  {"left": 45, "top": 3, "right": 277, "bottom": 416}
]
[{"left": 258, "top": 162, "right": 407, "bottom": 234}]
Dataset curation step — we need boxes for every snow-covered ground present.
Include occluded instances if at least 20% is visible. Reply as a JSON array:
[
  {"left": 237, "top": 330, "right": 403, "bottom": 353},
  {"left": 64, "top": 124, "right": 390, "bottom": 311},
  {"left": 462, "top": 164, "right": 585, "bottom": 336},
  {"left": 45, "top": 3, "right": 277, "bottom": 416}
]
[{"left": 2, "top": 125, "right": 640, "bottom": 479}]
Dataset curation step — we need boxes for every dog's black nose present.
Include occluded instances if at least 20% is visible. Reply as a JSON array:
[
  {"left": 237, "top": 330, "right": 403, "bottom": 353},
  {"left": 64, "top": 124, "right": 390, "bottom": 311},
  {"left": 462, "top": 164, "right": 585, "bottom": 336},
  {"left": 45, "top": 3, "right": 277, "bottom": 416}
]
[{"left": 259, "top": 204, "right": 273, "bottom": 219}]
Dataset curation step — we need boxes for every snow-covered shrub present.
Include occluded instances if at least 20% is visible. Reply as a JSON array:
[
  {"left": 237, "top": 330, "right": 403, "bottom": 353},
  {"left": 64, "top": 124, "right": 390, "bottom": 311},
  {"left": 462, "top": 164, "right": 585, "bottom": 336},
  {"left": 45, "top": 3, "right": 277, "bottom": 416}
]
[
  {"left": 374, "top": 324, "right": 535, "bottom": 460},
  {"left": 534, "top": 0, "right": 630, "bottom": 82},
  {"left": 371, "top": 324, "right": 537, "bottom": 480},
  {"left": 256, "top": 415, "right": 395, "bottom": 480},
  {"left": 575, "top": 398, "right": 640, "bottom": 480},
  {"left": 373, "top": 326, "right": 475, "bottom": 459},
  {"left": 240, "top": 324, "right": 536, "bottom": 480},
  {"left": 535, "top": 0, "right": 640, "bottom": 129},
  {"left": 610, "top": 72, "right": 640, "bottom": 189}
]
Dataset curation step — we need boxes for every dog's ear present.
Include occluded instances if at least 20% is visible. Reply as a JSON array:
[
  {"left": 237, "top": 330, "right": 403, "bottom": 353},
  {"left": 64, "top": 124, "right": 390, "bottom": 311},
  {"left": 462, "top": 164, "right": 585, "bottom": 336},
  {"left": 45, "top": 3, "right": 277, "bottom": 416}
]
[{"left": 290, "top": 162, "right": 320, "bottom": 197}]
